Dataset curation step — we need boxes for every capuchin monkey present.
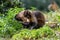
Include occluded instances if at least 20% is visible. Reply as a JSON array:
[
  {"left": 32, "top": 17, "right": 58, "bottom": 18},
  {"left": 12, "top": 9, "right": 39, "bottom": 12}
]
[{"left": 15, "top": 10, "right": 45, "bottom": 29}]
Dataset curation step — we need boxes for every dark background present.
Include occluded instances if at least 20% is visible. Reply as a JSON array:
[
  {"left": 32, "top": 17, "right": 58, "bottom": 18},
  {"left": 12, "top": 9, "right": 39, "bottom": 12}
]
[{"left": 0, "top": 0, "right": 60, "bottom": 13}]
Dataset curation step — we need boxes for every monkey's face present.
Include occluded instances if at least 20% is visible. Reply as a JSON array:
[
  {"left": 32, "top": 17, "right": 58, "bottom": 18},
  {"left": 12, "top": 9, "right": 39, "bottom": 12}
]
[
  {"left": 15, "top": 10, "right": 33, "bottom": 26},
  {"left": 15, "top": 14, "right": 31, "bottom": 26},
  {"left": 22, "top": 10, "right": 32, "bottom": 26},
  {"left": 21, "top": 17, "right": 30, "bottom": 26},
  {"left": 24, "top": 10, "right": 32, "bottom": 19}
]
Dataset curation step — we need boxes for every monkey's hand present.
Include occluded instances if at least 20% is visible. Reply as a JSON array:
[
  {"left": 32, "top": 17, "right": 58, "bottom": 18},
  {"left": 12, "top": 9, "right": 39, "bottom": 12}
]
[{"left": 29, "top": 22, "right": 37, "bottom": 30}]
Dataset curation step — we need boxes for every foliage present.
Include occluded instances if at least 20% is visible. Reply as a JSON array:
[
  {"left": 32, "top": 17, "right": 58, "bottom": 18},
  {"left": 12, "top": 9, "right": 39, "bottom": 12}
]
[
  {"left": 0, "top": 7, "right": 24, "bottom": 37},
  {"left": 0, "top": 6, "right": 60, "bottom": 40},
  {"left": 0, "top": 0, "right": 22, "bottom": 13},
  {"left": 12, "top": 26, "right": 55, "bottom": 40},
  {"left": 45, "top": 11, "right": 60, "bottom": 23},
  {"left": 0, "top": 0, "right": 60, "bottom": 13}
]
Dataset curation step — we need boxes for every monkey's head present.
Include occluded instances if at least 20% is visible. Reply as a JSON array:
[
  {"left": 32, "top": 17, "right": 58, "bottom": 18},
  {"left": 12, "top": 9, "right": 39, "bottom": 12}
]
[{"left": 15, "top": 10, "right": 32, "bottom": 26}]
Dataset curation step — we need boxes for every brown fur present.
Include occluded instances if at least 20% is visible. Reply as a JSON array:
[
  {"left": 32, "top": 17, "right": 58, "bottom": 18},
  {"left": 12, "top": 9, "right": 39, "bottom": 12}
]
[
  {"left": 15, "top": 10, "right": 45, "bottom": 29},
  {"left": 48, "top": 1, "right": 59, "bottom": 11},
  {"left": 32, "top": 11, "right": 45, "bottom": 27}
]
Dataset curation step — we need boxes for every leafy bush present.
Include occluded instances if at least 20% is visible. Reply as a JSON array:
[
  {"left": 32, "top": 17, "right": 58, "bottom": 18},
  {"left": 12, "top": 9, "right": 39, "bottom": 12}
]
[
  {"left": 46, "top": 11, "right": 60, "bottom": 22},
  {"left": 12, "top": 26, "right": 55, "bottom": 40},
  {"left": 0, "top": 7, "right": 24, "bottom": 37},
  {"left": 0, "top": 6, "right": 60, "bottom": 39}
]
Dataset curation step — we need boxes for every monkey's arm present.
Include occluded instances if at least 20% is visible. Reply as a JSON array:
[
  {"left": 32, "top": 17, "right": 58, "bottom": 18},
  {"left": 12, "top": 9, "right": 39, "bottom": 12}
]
[
  {"left": 30, "top": 22, "right": 37, "bottom": 30},
  {"left": 30, "top": 16, "right": 37, "bottom": 30}
]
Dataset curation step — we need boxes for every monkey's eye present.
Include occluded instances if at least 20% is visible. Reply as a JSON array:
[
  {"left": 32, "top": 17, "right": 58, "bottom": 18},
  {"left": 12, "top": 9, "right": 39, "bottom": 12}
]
[{"left": 24, "top": 14, "right": 31, "bottom": 18}]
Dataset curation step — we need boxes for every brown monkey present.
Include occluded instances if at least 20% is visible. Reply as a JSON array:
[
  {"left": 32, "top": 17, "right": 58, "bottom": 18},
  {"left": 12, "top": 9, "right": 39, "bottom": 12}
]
[
  {"left": 15, "top": 10, "right": 45, "bottom": 29},
  {"left": 48, "top": 1, "right": 59, "bottom": 11}
]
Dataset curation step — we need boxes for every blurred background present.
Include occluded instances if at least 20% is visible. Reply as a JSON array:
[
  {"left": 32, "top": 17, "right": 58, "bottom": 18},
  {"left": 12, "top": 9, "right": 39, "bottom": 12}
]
[
  {"left": 0, "top": 0, "right": 60, "bottom": 13},
  {"left": 0, "top": 0, "right": 60, "bottom": 40}
]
